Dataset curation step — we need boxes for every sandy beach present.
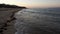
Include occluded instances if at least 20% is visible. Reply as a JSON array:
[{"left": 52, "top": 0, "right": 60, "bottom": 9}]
[{"left": 0, "top": 8, "right": 23, "bottom": 34}]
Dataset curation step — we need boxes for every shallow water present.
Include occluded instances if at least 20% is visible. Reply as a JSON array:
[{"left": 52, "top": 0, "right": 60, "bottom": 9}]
[{"left": 14, "top": 8, "right": 60, "bottom": 34}]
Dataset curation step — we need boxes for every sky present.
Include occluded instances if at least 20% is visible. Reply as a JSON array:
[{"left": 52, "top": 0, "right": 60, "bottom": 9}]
[{"left": 0, "top": 0, "right": 60, "bottom": 8}]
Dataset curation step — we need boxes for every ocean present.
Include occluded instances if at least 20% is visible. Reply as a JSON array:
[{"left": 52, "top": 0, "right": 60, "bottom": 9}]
[{"left": 14, "top": 8, "right": 60, "bottom": 34}]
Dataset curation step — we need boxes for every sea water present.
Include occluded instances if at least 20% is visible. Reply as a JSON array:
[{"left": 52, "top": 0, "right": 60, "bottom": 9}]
[{"left": 14, "top": 8, "right": 60, "bottom": 34}]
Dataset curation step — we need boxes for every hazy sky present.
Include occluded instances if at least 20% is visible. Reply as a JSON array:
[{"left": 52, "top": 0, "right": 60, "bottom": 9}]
[{"left": 0, "top": 0, "right": 60, "bottom": 8}]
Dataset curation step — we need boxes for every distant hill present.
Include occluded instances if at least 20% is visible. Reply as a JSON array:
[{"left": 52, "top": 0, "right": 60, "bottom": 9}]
[{"left": 0, "top": 4, "right": 26, "bottom": 8}]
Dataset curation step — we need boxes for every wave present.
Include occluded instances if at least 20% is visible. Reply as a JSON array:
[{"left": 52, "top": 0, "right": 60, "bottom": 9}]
[{"left": 14, "top": 8, "right": 60, "bottom": 34}]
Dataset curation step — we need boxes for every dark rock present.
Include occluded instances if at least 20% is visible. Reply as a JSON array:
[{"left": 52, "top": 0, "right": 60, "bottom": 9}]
[
  {"left": 0, "top": 29, "right": 3, "bottom": 34},
  {"left": 7, "top": 17, "right": 16, "bottom": 22}
]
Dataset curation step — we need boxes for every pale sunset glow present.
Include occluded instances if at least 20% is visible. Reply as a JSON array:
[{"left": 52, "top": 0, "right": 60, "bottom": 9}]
[{"left": 0, "top": 0, "right": 60, "bottom": 8}]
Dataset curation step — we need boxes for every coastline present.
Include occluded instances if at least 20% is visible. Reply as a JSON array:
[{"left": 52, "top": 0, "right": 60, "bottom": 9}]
[{"left": 0, "top": 8, "right": 25, "bottom": 34}]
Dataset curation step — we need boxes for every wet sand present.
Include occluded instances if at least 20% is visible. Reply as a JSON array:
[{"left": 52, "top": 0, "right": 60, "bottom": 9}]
[{"left": 0, "top": 8, "right": 22, "bottom": 34}]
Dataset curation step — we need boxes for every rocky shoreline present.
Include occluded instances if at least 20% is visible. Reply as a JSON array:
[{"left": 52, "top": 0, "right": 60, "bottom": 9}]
[{"left": 0, "top": 8, "right": 25, "bottom": 34}]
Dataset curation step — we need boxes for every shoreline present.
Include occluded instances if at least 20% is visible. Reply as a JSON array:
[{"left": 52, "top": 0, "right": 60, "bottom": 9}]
[{"left": 0, "top": 8, "right": 25, "bottom": 34}]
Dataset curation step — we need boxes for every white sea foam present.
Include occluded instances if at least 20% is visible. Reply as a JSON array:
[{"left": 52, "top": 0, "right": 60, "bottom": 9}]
[{"left": 14, "top": 9, "right": 60, "bottom": 34}]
